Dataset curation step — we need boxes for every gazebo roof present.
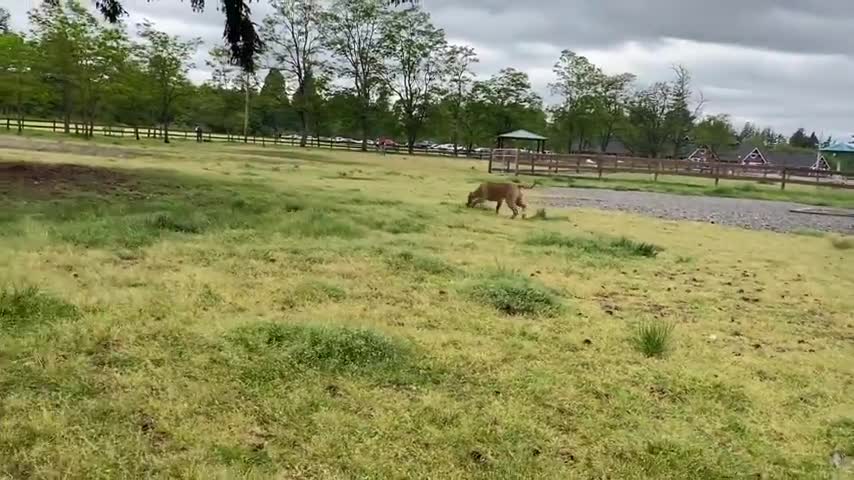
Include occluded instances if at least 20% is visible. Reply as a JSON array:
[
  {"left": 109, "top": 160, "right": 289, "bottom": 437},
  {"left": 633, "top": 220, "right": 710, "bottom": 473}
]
[
  {"left": 497, "top": 129, "right": 548, "bottom": 141},
  {"left": 821, "top": 140, "right": 854, "bottom": 153}
]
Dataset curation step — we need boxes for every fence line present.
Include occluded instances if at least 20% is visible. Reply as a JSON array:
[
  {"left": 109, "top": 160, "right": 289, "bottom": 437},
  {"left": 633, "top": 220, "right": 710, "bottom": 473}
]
[
  {"left": 1, "top": 117, "right": 491, "bottom": 160},
  {"left": 489, "top": 149, "right": 854, "bottom": 191}
]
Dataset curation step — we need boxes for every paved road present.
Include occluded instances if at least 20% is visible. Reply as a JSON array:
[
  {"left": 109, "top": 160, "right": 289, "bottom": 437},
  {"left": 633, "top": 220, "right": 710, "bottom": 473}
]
[{"left": 537, "top": 188, "right": 854, "bottom": 234}]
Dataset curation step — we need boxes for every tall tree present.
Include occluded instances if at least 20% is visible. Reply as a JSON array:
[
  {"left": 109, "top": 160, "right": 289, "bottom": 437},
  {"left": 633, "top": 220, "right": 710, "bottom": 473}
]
[
  {"left": 665, "top": 65, "right": 696, "bottom": 158},
  {"left": 110, "top": 58, "right": 151, "bottom": 140},
  {"left": 789, "top": 128, "right": 809, "bottom": 148},
  {"left": 694, "top": 114, "right": 736, "bottom": 155},
  {"left": 0, "top": 7, "right": 10, "bottom": 34},
  {"left": 0, "top": 33, "right": 37, "bottom": 132},
  {"left": 136, "top": 20, "right": 200, "bottom": 143},
  {"left": 549, "top": 50, "right": 602, "bottom": 152},
  {"left": 621, "top": 82, "right": 672, "bottom": 158},
  {"left": 444, "top": 45, "right": 478, "bottom": 155},
  {"left": 380, "top": 6, "right": 447, "bottom": 153},
  {"left": 808, "top": 131, "right": 819, "bottom": 149},
  {"left": 207, "top": 45, "right": 258, "bottom": 141},
  {"left": 262, "top": 0, "right": 325, "bottom": 147},
  {"left": 322, "top": 0, "right": 387, "bottom": 151},
  {"left": 478, "top": 68, "right": 542, "bottom": 136},
  {"left": 257, "top": 68, "right": 295, "bottom": 135},
  {"left": 597, "top": 72, "right": 635, "bottom": 152}
]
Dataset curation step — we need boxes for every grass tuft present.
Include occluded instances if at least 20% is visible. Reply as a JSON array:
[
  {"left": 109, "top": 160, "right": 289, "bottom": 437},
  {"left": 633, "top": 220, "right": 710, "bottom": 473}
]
[
  {"left": 386, "top": 251, "right": 454, "bottom": 275},
  {"left": 527, "top": 232, "right": 661, "bottom": 258},
  {"left": 0, "top": 286, "right": 80, "bottom": 332},
  {"left": 282, "top": 280, "right": 347, "bottom": 308},
  {"left": 632, "top": 321, "right": 674, "bottom": 358},
  {"left": 281, "top": 209, "right": 364, "bottom": 238},
  {"left": 831, "top": 236, "right": 853, "bottom": 250},
  {"left": 230, "top": 322, "right": 408, "bottom": 372},
  {"left": 149, "top": 211, "right": 210, "bottom": 234},
  {"left": 467, "top": 269, "right": 563, "bottom": 317}
]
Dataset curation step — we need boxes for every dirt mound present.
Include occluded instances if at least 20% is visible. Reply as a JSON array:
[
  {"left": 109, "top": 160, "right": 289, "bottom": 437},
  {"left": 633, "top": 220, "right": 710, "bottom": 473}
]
[{"left": 0, "top": 162, "right": 144, "bottom": 198}]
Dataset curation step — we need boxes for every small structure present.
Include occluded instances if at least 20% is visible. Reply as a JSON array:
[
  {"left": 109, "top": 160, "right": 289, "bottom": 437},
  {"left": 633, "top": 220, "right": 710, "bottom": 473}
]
[
  {"left": 739, "top": 146, "right": 770, "bottom": 165},
  {"left": 496, "top": 129, "right": 548, "bottom": 153},
  {"left": 737, "top": 145, "right": 830, "bottom": 171},
  {"left": 686, "top": 145, "right": 722, "bottom": 163},
  {"left": 821, "top": 139, "right": 854, "bottom": 171}
]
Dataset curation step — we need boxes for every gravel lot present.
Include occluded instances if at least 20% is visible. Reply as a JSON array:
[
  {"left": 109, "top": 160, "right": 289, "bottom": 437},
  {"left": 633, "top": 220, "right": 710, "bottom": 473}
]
[{"left": 538, "top": 188, "right": 854, "bottom": 234}]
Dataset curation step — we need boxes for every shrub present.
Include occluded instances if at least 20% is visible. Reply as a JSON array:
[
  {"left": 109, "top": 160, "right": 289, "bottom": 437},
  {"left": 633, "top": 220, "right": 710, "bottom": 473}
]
[
  {"left": 467, "top": 270, "right": 563, "bottom": 317},
  {"left": 149, "top": 211, "right": 209, "bottom": 233},
  {"left": 0, "top": 286, "right": 79, "bottom": 332},
  {"left": 632, "top": 321, "right": 674, "bottom": 358}
]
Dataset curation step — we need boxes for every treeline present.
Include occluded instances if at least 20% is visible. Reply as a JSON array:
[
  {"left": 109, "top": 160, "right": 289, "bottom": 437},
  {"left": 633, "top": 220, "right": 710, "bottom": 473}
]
[{"left": 0, "top": 1, "right": 826, "bottom": 156}]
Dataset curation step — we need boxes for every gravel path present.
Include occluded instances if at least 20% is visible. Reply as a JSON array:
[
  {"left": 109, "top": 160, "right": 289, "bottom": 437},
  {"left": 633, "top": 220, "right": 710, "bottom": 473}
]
[{"left": 537, "top": 188, "right": 854, "bottom": 234}]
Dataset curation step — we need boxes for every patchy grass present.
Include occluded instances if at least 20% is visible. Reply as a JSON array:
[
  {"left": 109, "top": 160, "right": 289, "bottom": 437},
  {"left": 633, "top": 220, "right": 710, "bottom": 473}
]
[
  {"left": 632, "top": 321, "right": 675, "bottom": 358},
  {"left": 1, "top": 133, "right": 853, "bottom": 478},
  {"left": 0, "top": 286, "right": 79, "bottom": 332},
  {"left": 466, "top": 269, "right": 563, "bottom": 317},
  {"left": 527, "top": 231, "right": 661, "bottom": 258}
]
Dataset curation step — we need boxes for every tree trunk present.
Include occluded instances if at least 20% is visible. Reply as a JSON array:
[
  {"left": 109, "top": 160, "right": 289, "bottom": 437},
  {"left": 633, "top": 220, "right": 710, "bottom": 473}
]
[
  {"left": 298, "top": 110, "right": 308, "bottom": 147},
  {"left": 134, "top": 125, "right": 140, "bottom": 141},
  {"left": 163, "top": 123, "right": 170, "bottom": 144},
  {"left": 243, "top": 80, "right": 250, "bottom": 143}
]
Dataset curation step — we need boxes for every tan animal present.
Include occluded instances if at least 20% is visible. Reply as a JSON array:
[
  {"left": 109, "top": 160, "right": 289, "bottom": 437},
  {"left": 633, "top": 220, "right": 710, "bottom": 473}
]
[{"left": 466, "top": 182, "right": 533, "bottom": 219}]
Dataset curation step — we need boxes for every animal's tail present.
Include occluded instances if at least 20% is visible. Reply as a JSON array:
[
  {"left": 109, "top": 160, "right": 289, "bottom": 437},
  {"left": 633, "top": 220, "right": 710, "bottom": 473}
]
[{"left": 519, "top": 181, "right": 537, "bottom": 190}]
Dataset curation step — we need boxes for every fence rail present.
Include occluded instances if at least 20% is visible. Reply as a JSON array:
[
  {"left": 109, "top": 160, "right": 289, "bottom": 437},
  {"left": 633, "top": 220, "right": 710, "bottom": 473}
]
[
  {"left": 1, "top": 117, "right": 491, "bottom": 160},
  {"left": 489, "top": 149, "right": 854, "bottom": 190}
]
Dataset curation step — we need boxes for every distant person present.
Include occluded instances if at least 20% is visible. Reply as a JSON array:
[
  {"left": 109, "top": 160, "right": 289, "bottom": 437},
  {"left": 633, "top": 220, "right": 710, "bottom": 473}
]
[{"left": 195, "top": 125, "right": 203, "bottom": 143}]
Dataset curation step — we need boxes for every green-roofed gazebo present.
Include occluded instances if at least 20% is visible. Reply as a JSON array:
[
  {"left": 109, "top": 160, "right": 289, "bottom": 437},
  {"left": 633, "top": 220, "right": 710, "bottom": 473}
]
[
  {"left": 820, "top": 139, "right": 854, "bottom": 171},
  {"left": 497, "top": 129, "right": 548, "bottom": 153}
]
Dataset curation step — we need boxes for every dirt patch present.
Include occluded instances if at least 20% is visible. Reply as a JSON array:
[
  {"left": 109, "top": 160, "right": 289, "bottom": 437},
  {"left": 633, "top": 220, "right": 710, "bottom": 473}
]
[
  {"left": 0, "top": 162, "right": 145, "bottom": 199},
  {"left": 0, "top": 135, "right": 147, "bottom": 159}
]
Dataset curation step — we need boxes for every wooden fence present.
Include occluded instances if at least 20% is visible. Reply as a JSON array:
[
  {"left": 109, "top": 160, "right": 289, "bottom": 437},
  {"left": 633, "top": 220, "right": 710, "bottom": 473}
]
[
  {"left": 488, "top": 149, "right": 854, "bottom": 190},
  {"left": 0, "top": 117, "right": 491, "bottom": 160}
]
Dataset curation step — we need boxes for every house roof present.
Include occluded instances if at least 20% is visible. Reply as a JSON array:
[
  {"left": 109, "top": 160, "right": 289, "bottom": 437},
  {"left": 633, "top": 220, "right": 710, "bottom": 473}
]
[
  {"left": 764, "top": 150, "right": 820, "bottom": 169},
  {"left": 570, "top": 139, "right": 630, "bottom": 155},
  {"left": 497, "top": 129, "right": 548, "bottom": 141},
  {"left": 821, "top": 141, "right": 854, "bottom": 153}
]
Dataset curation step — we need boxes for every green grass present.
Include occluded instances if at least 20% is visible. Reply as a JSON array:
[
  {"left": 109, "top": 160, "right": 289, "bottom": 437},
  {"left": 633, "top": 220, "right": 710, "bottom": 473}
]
[
  {"left": 0, "top": 286, "right": 79, "bottom": 333},
  {"left": 526, "top": 231, "right": 661, "bottom": 258},
  {"left": 632, "top": 321, "right": 675, "bottom": 358},
  {"left": 831, "top": 236, "right": 854, "bottom": 250},
  {"left": 466, "top": 269, "right": 563, "bottom": 317},
  {"left": 0, "top": 133, "right": 853, "bottom": 478}
]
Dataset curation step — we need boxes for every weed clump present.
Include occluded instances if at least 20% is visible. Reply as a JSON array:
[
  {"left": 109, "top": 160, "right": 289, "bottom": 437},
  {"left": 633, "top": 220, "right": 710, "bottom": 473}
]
[
  {"left": 531, "top": 208, "right": 548, "bottom": 220},
  {"left": 467, "top": 270, "right": 563, "bottom": 317},
  {"left": 282, "top": 209, "right": 363, "bottom": 238},
  {"left": 0, "top": 286, "right": 79, "bottom": 332},
  {"left": 386, "top": 251, "right": 454, "bottom": 275},
  {"left": 527, "top": 232, "right": 661, "bottom": 258},
  {"left": 831, "top": 236, "right": 853, "bottom": 250},
  {"left": 632, "top": 321, "right": 674, "bottom": 358}
]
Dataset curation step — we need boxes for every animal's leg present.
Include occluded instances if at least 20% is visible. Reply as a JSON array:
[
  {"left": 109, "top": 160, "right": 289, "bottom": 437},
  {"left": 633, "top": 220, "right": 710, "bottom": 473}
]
[
  {"left": 516, "top": 197, "right": 528, "bottom": 219},
  {"left": 509, "top": 201, "right": 519, "bottom": 219},
  {"left": 495, "top": 199, "right": 503, "bottom": 214}
]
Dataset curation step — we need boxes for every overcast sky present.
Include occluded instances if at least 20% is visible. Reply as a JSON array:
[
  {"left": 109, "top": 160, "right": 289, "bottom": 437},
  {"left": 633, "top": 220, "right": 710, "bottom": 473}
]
[{"left": 3, "top": 0, "right": 853, "bottom": 139}]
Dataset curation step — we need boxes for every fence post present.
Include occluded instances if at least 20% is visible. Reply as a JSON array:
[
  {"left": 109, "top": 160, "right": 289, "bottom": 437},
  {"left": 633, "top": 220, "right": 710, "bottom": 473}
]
[
  {"left": 597, "top": 157, "right": 603, "bottom": 179},
  {"left": 488, "top": 152, "right": 493, "bottom": 173},
  {"left": 714, "top": 163, "right": 720, "bottom": 186},
  {"left": 53, "top": 120, "right": 56, "bottom": 132},
  {"left": 262, "top": 136, "right": 265, "bottom": 147},
  {"left": 780, "top": 169, "right": 787, "bottom": 190},
  {"left": 5, "top": 118, "right": 9, "bottom": 130},
  {"left": 531, "top": 154, "right": 536, "bottom": 174}
]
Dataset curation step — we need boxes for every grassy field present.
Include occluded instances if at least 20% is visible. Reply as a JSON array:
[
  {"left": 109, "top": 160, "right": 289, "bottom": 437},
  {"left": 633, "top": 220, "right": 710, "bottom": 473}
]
[{"left": 1, "top": 134, "right": 853, "bottom": 479}]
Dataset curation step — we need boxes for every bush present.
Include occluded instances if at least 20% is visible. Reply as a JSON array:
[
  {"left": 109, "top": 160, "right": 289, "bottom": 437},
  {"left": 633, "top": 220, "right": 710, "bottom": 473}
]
[
  {"left": 632, "top": 321, "right": 674, "bottom": 358},
  {"left": 467, "top": 270, "right": 563, "bottom": 317},
  {"left": 0, "top": 286, "right": 79, "bottom": 332},
  {"left": 526, "top": 232, "right": 661, "bottom": 258}
]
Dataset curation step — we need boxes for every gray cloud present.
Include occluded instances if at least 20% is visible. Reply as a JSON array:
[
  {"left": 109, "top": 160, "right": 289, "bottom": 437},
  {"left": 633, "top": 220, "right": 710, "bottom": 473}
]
[{"left": 2, "top": 0, "right": 852, "bottom": 138}]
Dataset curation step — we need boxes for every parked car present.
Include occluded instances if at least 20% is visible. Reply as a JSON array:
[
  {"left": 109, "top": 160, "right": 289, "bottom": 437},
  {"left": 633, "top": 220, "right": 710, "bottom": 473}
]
[
  {"left": 375, "top": 137, "right": 398, "bottom": 148},
  {"left": 413, "top": 141, "right": 433, "bottom": 149}
]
